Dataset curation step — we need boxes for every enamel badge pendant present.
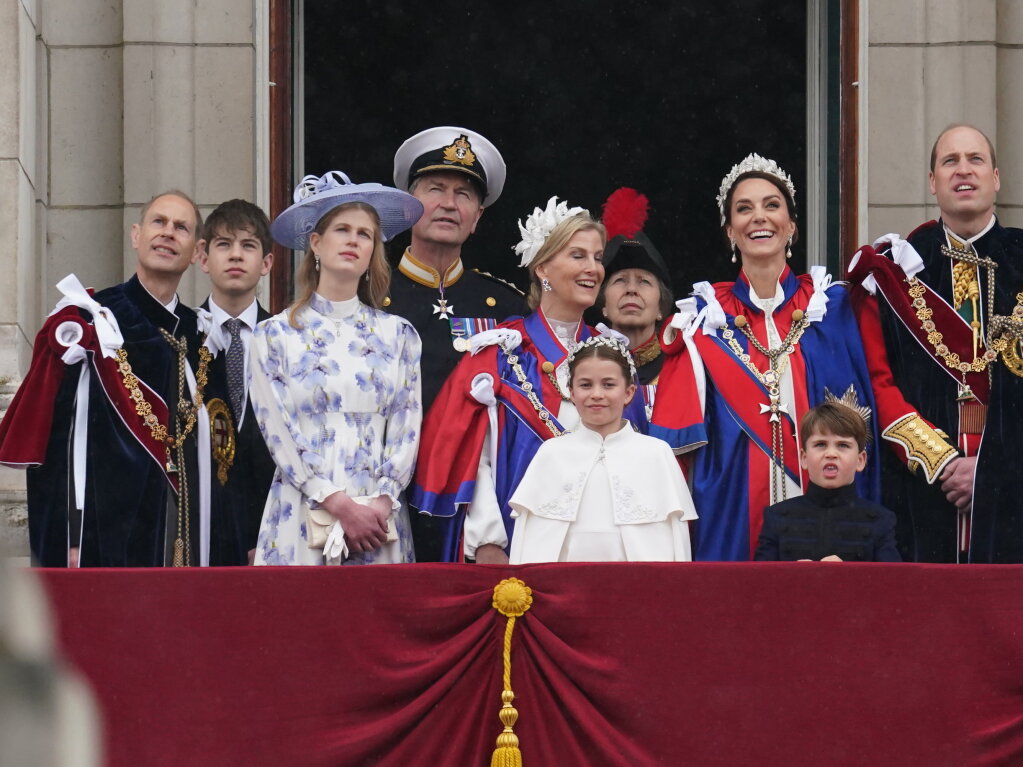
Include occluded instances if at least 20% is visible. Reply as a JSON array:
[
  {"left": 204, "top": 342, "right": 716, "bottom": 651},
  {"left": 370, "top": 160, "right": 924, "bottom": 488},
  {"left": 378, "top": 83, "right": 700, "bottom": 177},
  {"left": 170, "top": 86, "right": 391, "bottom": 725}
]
[{"left": 433, "top": 298, "right": 454, "bottom": 320}]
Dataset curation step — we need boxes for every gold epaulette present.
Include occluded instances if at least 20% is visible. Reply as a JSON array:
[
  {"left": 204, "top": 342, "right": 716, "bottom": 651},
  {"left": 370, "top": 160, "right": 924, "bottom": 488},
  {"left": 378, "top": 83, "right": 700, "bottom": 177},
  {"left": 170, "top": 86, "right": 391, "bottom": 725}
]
[
  {"left": 471, "top": 269, "right": 526, "bottom": 297},
  {"left": 882, "top": 414, "right": 958, "bottom": 484}
]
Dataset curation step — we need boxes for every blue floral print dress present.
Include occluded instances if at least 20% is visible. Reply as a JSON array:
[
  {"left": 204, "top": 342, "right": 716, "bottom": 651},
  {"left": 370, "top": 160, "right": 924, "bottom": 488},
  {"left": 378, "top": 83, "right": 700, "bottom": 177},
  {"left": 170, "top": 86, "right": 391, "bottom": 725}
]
[{"left": 249, "top": 294, "right": 422, "bottom": 565}]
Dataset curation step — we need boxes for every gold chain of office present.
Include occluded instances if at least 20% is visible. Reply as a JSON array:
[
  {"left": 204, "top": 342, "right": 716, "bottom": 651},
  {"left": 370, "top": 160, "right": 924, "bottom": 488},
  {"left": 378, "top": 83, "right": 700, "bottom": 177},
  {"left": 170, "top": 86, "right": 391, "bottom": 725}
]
[
  {"left": 908, "top": 243, "right": 1023, "bottom": 377},
  {"left": 115, "top": 335, "right": 212, "bottom": 448}
]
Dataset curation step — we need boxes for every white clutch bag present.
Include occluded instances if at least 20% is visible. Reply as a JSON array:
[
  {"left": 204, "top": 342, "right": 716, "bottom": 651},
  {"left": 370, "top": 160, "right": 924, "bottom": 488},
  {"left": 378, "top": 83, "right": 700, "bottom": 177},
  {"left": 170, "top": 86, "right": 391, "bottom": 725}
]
[{"left": 306, "top": 496, "right": 398, "bottom": 553}]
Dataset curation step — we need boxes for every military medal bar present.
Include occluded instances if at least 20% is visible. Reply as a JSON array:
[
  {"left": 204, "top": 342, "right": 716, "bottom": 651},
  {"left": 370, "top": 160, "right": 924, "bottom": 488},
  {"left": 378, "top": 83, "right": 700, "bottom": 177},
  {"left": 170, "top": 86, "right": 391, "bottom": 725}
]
[{"left": 450, "top": 317, "right": 499, "bottom": 352}]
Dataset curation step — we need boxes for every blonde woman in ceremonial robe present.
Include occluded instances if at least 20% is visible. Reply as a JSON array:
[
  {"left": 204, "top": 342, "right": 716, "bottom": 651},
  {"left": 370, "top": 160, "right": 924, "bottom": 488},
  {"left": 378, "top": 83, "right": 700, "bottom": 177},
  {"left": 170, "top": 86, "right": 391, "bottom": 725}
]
[
  {"left": 249, "top": 172, "right": 424, "bottom": 565},
  {"left": 411, "top": 198, "right": 648, "bottom": 563}
]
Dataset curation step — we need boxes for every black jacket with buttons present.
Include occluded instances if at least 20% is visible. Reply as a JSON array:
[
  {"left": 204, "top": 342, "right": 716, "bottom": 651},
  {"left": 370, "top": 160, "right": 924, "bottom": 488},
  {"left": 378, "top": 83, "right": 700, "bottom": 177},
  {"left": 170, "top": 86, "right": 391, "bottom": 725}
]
[{"left": 754, "top": 482, "right": 901, "bottom": 562}]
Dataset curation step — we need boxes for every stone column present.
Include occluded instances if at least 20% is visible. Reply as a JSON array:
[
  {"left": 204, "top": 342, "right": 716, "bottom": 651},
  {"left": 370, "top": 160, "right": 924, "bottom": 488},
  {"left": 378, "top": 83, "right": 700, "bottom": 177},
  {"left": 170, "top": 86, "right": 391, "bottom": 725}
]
[
  {"left": 0, "top": 0, "right": 263, "bottom": 559},
  {"left": 865, "top": 0, "right": 1020, "bottom": 237},
  {"left": 123, "top": 0, "right": 257, "bottom": 307},
  {"left": 0, "top": 0, "right": 49, "bottom": 558},
  {"left": 995, "top": 0, "right": 1023, "bottom": 227}
]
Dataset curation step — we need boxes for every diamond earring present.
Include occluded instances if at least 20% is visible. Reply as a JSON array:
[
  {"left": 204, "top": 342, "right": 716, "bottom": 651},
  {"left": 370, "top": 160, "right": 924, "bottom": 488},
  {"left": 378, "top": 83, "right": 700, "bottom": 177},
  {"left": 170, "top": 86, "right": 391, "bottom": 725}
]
[{"left": 541, "top": 278, "right": 552, "bottom": 292}]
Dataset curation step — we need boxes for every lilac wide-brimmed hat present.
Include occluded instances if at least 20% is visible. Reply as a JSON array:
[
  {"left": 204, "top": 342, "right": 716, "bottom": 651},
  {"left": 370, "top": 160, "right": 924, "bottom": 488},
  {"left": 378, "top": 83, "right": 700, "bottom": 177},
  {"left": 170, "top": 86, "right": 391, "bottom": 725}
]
[{"left": 271, "top": 171, "right": 424, "bottom": 250}]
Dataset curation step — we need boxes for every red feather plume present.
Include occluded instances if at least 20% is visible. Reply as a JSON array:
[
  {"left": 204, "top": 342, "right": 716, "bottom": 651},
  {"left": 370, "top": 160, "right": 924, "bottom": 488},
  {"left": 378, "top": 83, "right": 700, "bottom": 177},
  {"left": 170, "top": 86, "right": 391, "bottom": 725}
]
[{"left": 602, "top": 187, "right": 649, "bottom": 240}]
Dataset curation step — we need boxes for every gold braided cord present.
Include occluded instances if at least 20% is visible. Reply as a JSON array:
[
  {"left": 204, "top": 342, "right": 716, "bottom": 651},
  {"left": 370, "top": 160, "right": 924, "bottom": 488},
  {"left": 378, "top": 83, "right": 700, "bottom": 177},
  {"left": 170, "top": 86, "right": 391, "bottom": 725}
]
[
  {"left": 110, "top": 331, "right": 213, "bottom": 566},
  {"left": 989, "top": 293, "right": 1023, "bottom": 377},
  {"left": 951, "top": 260, "right": 975, "bottom": 310},
  {"left": 490, "top": 578, "right": 533, "bottom": 767}
]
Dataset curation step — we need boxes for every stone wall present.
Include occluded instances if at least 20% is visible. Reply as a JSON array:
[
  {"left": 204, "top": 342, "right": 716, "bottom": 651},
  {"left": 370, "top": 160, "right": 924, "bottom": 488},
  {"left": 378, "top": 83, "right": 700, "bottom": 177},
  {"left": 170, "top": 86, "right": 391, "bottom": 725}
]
[
  {"left": 0, "top": 0, "right": 264, "bottom": 559},
  {"left": 866, "top": 0, "right": 1023, "bottom": 237}
]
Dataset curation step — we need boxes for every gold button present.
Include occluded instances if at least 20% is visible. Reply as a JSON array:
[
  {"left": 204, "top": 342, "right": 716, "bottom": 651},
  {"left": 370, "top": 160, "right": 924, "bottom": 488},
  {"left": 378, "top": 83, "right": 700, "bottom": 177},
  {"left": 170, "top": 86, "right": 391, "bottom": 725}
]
[
  {"left": 382, "top": 296, "right": 392, "bottom": 307},
  {"left": 541, "top": 361, "right": 556, "bottom": 374},
  {"left": 734, "top": 315, "right": 747, "bottom": 328},
  {"left": 791, "top": 309, "right": 805, "bottom": 322},
  {"left": 486, "top": 297, "right": 496, "bottom": 307}
]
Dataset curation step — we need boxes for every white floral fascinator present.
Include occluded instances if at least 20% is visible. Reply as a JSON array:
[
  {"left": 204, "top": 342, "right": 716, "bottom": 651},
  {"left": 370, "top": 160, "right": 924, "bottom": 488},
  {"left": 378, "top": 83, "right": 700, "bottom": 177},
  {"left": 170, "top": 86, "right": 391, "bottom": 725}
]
[{"left": 513, "top": 196, "right": 587, "bottom": 268}]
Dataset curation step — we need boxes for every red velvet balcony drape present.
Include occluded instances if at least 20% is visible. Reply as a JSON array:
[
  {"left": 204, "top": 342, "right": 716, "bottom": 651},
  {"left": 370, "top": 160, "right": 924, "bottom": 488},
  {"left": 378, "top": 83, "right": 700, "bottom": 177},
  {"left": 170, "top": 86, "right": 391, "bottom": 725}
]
[{"left": 37, "top": 563, "right": 1023, "bottom": 766}]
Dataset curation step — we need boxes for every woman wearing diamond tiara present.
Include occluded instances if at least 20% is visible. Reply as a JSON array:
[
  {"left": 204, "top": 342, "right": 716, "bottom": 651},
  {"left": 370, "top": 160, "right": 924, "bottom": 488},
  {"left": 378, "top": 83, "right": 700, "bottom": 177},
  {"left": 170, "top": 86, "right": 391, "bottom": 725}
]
[
  {"left": 249, "top": 171, "right": 424, "bottom": 565},
  {"left": 649, "top": 155, "right": 884, "bottom": 561},
  {"left": 508, "top": 336, "right": 696, "bottom": 563},
  {"left": 411, "top": 197, "right": 648, "bottom": 563}
]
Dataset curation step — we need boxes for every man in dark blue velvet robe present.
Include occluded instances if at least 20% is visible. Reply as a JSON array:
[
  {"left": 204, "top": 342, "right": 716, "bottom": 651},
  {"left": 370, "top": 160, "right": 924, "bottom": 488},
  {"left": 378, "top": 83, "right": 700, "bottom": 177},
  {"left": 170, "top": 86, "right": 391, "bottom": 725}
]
[
  {"left": 849, "top": 125, "right": 1023, "bottom": 562},
  {"left": 0, "top": 191, "right": 208, "bottom": 567}
]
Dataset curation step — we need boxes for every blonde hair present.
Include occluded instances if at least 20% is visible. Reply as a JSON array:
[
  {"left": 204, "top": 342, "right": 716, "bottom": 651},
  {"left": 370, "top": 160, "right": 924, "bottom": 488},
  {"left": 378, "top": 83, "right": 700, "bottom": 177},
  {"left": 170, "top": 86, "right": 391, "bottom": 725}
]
[
  {"left": 526, "top": 212, "right": 606, "bottom": 310},
  {"left": 288, "top": 202, "right": 391, "bottom": 328}
]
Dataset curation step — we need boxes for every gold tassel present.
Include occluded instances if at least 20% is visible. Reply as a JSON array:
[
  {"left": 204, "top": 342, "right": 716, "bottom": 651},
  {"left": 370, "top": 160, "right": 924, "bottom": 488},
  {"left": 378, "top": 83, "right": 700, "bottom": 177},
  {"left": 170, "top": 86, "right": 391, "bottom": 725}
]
[
  {"left": 490, "top": 578, "right": 533, "bottom": 767},
  {"left": 172, "top": 537, "right": 185, "bottom": 567}
]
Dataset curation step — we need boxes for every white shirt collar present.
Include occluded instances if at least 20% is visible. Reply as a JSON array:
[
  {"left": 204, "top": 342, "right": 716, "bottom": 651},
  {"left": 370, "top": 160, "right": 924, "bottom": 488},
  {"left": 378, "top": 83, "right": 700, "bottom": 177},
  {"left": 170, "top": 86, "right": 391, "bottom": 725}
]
[
  {"left": 748, "top": 279, "right": 784, "bottom": 313},
  {"left": 945, "top": 214, "right": 997, "bottom": 246},
  {"left": 202, "top": 296, "right": 259, "bottom": 356},
  {"left": 139, "top": 280, "right": 179, "bottom": 313},
  {"left": 207, "top": 295, "right": 259, "bottom": 332}
]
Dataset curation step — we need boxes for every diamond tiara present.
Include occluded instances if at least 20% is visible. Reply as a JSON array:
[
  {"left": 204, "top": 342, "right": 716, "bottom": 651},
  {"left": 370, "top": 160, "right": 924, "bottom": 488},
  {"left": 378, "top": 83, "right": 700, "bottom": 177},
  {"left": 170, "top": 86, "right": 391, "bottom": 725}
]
[
  {"left": 716, "top": 153, "right": 797, "bottom": 225},
  {"left": 566, "top": 335, "right": 638, "bottom": 381}
]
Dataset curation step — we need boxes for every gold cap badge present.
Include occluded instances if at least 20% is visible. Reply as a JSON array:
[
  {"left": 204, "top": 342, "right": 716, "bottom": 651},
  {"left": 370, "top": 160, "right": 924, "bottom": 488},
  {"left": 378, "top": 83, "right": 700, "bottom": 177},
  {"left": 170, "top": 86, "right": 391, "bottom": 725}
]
[{"left": 443, "top": 134, "right": 476, "bottom": 167}]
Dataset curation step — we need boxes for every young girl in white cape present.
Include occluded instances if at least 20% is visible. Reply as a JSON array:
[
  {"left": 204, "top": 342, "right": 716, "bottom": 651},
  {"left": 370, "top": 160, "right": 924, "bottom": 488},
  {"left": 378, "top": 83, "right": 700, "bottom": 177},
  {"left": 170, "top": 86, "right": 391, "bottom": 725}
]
[{"left": 508, "top": 336, "right": 697, "bottom": 563}]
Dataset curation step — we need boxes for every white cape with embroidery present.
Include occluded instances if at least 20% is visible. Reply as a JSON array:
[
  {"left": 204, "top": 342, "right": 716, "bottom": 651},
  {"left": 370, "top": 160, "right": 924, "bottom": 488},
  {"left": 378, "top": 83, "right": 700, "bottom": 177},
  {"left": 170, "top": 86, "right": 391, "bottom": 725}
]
[{"left": 508, "top": 422, "right": 697, "bottom": 563}]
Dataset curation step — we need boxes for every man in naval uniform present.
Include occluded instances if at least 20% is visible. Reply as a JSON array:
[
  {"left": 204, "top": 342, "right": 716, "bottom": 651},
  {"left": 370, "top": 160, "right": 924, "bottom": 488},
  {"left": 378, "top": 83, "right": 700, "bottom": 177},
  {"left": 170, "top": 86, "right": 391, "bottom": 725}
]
[
  {"left": 197, "top": 199, "right": 276, "bottom": 566},
  {"left": 388, "top": 126, "right": 527, "bottom": 410},
  {"left": 388, "top": 127, "right": 527, "bottom": 561},
  {"left": 0, "top": 191, "right": 211, "bottom": 567},
  {"left": 847, "top": 124, "right": 1023, "bottom": 562}
]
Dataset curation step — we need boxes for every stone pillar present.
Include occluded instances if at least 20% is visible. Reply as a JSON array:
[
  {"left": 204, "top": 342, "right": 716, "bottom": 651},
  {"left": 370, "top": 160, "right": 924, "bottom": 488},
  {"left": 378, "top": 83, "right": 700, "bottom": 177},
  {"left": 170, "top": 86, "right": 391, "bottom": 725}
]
[
  {"left": 995, "top": 0, "right": 1023, "bottom": 228},
  {"left": 865, "top": 0, "right": 1020, "bottom": 238},
  {"left": 0, "top": 0, "right": 48, "bottom": 558},
  {"left": 123, "top": 0, "right": 258, "bottom": 307},
  {"left": 0, "top": 0, "right": 263, "bottom": 559}
]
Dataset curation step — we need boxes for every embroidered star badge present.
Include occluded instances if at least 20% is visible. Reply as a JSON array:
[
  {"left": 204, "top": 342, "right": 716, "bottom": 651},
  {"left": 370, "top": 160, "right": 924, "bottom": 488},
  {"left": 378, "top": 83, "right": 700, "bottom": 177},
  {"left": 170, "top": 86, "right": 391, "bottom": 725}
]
[{"left": 432, "top": 299, "right": 454, "bottom": 320}]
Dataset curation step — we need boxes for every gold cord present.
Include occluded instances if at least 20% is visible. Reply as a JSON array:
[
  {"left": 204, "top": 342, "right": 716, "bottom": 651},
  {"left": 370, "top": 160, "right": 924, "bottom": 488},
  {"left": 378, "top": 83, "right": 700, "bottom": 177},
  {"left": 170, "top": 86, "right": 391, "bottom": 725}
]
[{"left": 490, "top": 579, "right": 533, "bottom": 767}]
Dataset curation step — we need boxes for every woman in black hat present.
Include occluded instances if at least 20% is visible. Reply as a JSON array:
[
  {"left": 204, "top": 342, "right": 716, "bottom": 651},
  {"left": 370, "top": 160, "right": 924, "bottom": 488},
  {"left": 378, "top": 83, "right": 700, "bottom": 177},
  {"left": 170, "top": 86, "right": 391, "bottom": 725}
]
[
  {"left": 598, "top": 188, "right": 676, "bottom": 418},
  {"left": 249, "top": 171, "right": 425, "bottom": 566}
]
